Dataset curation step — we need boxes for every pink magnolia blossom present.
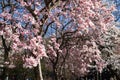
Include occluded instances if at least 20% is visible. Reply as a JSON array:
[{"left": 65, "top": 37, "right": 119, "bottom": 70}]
[
  {"left": 24, "top": 56, "right": 38, "bottom": 68},
  {"left": 8, "top": 64, "right": 16, "bottom": 69}
]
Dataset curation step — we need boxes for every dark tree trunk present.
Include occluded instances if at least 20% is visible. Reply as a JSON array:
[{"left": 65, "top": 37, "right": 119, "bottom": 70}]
[
  {"left": 1, "top": 36, "right": 10, "bottom": 80},
  {"left": 53, "top": 65, "right": 58, "bottom": 80}
]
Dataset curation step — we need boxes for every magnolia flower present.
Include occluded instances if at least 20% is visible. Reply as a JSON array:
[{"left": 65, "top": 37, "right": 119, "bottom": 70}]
[
  {"left": 24, "top": 56, "right": 38, "bottom": 68},
  {"left": 8, "top": 64, "right": 16, "bottom": 69},
  {"left": 0, "top": 31, "right": 3, "bottom": 35}
]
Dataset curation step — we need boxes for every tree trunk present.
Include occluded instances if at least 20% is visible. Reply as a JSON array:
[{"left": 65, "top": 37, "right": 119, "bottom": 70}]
[
  {"left": 1, "top": 36, "right": 10, "bottom": 80},
  {"left": 52, "top": 65, "right": 58, "bottom": 80},
  {"left": 38, "top": 59, "right": 43, "bottom": 80},
  {"left": 34, "top": 59, "right": 43, "bottom": 80}
]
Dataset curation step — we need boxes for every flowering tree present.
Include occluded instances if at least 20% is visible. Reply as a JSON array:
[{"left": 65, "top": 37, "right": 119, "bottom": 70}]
[
  {"left": 0, "top": 0, "right": 115, "bottom": 80},
  {"left": 98, "top": 24, "right": 120, "bottom": 80}
]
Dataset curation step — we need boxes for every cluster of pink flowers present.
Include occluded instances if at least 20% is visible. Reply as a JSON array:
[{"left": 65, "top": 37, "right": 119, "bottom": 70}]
[
  {"left": 11, "top": 34, "right": 47, "bottom": 68},
  {"left": 46, "top": 37, "right": 62, "bottom": 57},
  {"left": 64, "top": 40, "right": 105, "bottom": 76},
  {"left": 23, "top": 56, "right": 38, "bottom": 68}
]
